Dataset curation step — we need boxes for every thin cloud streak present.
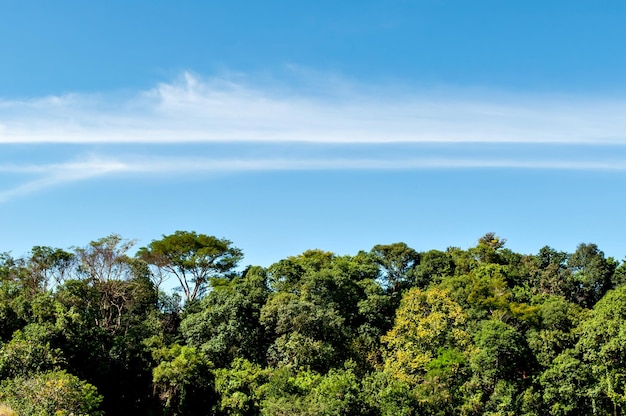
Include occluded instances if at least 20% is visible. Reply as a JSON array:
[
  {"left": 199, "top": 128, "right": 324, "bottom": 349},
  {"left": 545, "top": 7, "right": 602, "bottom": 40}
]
[
  {"left": 0, "top": 158, "right": 125, "bottom": 203},
  {"left": 1, "top": 73, "right": 626, "bottom": 144},
  {"left": 2, "top": 155, "right": 626, "bottom": 204},
  {"left": 99, "top": 157, "right": 626, "bottom": 172}
]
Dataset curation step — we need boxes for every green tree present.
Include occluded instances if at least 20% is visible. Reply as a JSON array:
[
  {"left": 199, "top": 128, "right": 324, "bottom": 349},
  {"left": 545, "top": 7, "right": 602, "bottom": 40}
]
[
  {"left": 576, "top": 285, "right": 626, "bottom": 414},
  {"left": 526, "top": 296, "right": 585, "bottom": 368},
  {"left": 472, "top": 319, "right": 532, "bottom": 381},
  {"left": 263, "top": 251, "right": 379, "bottom": 371},
  {"left": 180, "top": 266, "right": 270, "bottom": 367},
  {"left": 353, "top": 277, "right": 396, "bottom": 369},
  {"left": 567, "top": 243, "right": 616, "bottom": 308},
  {"left": 214, "top": 358, "right": 271, "bottom": 416},
  {"left": 472, "top": 233, "right": 508, "bottom": 265},
  {"left": 260, "top": 366, "right": 322, "bottom": 416},
  {"left": 360, "top": 371, "right": 419, "bottom": 416},
  {"left": 540, "top": 350, "right": 594, "bottom": 415},
  {"left": 370, "top": 243, "right": 420, "bottom": 292},
  {"left": 438, "top": 264, "right": 509, "bottom": 322},
  {"left": 27, "top": 246, "right": 75, "bottom": 291},
  {"left": 414, "top": 249, "right": 455, "bottom": 287},
  {"left": 259, "top": 364, "right": 366, "bottom": 416},
  {"left": 307, "top": 364, "right": 364, "bottom": 416},
  {"left": 525, "top": 246, "right": 571, "bottom": 298},
  {"left": 0, "top": 370, "right": 103, "bottom": 416},
  {"left": 0, "top": 323, "right": 64, "bottom": 379},
  {"left": 53, "top": 261, "right": 160, "bottom": 414},
  {"left": 0, "top": 253, "right": 30, "bottom": 341},
  {"left": 382, "top": 287, "right": 470, "bottom": 386},
  {"left": 261, "top": 292, "right": 345, "bottom": 371},
  {"left": 138, "top": 231, "right": 243, "bottom": 303},
  {"left": 151, "top": 342, "right": 214, "bottom": 415},
  {"left": 463, "top": 319, "right": 535, "bottom": 415}
]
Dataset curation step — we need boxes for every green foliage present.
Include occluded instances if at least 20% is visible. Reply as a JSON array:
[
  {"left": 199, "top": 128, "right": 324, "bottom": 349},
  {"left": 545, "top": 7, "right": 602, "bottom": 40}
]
[
  {"left": 463, "top": 319, "right": 536, "bottom": 415},
  {"left": 370, "top": 242, "right": 420, "bottom": 292},
  {"left": 525, "top": 246, "right": 571, "bottom": 298},
  {"left": 382, "top": 287, "right": 470, "bottom": 385},
  {"left": 27, "top": 246, "right": 75, "bottom": 290},
  {"left": 526, "top": 296, "right": 585, "bottom": 367},
  {"left": 52, "top": 256, "right": 161, "bottom": 414},
  {"left": 353, "top": 278, "right": 396, "bottom": 368},
  {"left": 0, "top": 231, "right": 624, "bottom": 415},
  {"left": 260, "top": 366, "right": 323, "bottom": 416},
  {"left": 575, "top": 286, "right": 626, "bottom": 413},
  {"left": 151, "top": 343, "right": 214, "bottom": 415},
  {"left": 0, "top": 323, "right": 64, "bottom": 379},
  {"left": 261, "top": 287, "right": 346, "bottom": 370},
  {"left": 307, "top": 364, "right": 364, "bottom": 415},
  {"left": 471, "top": 320, "right": 533, "bottom": 385},
  {"left": 472, "top": 233, "right": 508, "bottom": 265},
  {"left": 567, "top": 243, "right": 616, "bottom": 308},
  {"left": 361, "top": 371, "right": 419, "bottom": 416},
  {"left": 540, "top": 350, "right": 594, "bottom": 415},
  {"left": 417, "top": 348, "right": 469, "bottom": 415},
  {"left": 414, "top": 249, "right": 455, "bottom": 287},
  {"left": 260, "top": 364, "right": 365, "bottom": 416},
  {"left": 180, "top": 266, "right": 270, "bottom": 367},
  {"left": 0, "top": 370, "right": 103, "bottom": 416},
  {"left": 214, "top": 358, "right": 271, "bottom": 415},
  {"left": 139, "top": 230, "right": 243, "bottom": 303},
  {"left": 263, "top": 251, "right": 380, "bottom": 372},
  {"left": 465, "top": 264, "right": 512, "bottom": 318}
]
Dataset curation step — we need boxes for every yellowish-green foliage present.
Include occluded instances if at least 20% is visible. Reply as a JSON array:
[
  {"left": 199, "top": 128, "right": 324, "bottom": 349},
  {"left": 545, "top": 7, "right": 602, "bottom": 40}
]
[
  {"left": 0, "top": 370, "right": 102, "bottom": 416},
  {"left": 0, "top": 404, "right": 16, "bottom": 416},
  {"left": 382, "top": 287, "right": 470, "bottom": 384}
]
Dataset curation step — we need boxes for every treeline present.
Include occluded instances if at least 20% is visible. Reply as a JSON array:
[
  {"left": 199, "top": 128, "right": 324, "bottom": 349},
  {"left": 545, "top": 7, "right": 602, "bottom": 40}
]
[{"left": 1, "top": 231, "right": 626, "bottom": 415}]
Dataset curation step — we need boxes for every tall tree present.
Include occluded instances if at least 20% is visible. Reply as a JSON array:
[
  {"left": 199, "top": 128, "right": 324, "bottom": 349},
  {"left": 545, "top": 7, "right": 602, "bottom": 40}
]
[
  {"left": 525, "top": 246, "right": 572, "bottom": 298},
  {"left": 370, "top": 243, "right": 420, "bottom": 292},
  {"left": 567, "top": 243, "right": 616, "bottom": 308},
  {"left": 74, "top": 234, "right": 135, "bottom": 282},
  {"left": 26, "top": 246, "right": 75, "bottom": 291},
  {"left": 138, "top": 231, "right": 243, "bottom": 303}
]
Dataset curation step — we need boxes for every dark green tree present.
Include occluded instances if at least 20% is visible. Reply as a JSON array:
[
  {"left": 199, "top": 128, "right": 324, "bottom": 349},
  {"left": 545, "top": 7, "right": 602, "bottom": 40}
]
[
  {"left": 463, "top": 319, "right": 536, "bottom": 415},
  {"left": 370, "top": 242, "right": 420, "bottom": 292},
  {"left": 180, "top": 266, "right": 270, "bottom": 367},
  {"left": 576, "top": 285, "right": 626, "bottom": 414},
  {"left": 414, "top": 249, "right": 455, "bottom": 287},
  {"left": 567, "top": 243, "right": 616, "bottom": 308}
]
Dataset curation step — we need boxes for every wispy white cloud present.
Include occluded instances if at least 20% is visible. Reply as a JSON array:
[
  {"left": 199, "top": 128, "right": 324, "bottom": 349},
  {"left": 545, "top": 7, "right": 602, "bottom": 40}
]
[
  {"left": 2, "top": 71, "right": 626, "bottom": 203},
  {"left": 0, "top": 157, "right": 125, "bottom": 203},
  {"left": 75, "top": 155, "right": 626, "bottom": 172},
  {"left": 2, "top": 153, "right": 626, "bottom": 204},
  {"left": 1, "top": 72, "right": 626, "bottom": 144}
]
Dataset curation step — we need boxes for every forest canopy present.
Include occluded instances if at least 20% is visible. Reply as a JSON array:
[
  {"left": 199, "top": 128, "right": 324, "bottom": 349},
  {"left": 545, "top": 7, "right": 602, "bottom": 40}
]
[{"left": 1, "top": 230, "right": 625, "bottom": 415}]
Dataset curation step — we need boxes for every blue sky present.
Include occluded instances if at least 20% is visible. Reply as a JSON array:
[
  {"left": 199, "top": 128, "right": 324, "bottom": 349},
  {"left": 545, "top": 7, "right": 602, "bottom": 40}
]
[{"left": 2, "top": 1, "right": 626, "bottom": 267}]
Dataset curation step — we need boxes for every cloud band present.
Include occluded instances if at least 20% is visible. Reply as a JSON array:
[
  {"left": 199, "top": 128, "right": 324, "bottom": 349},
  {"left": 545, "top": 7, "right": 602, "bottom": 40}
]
[{"left": 1, "top": 72, "right": 626, "bottom": 144}]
